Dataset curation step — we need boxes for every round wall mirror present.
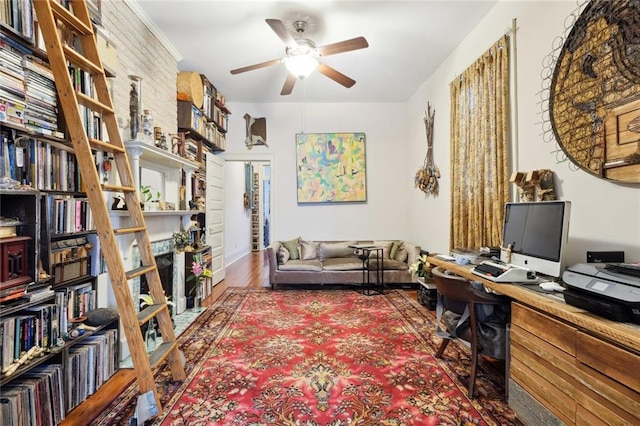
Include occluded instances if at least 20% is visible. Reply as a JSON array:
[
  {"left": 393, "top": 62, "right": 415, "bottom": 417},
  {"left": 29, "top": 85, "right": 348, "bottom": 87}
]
[{"left": 550, "top": 0, "right": 640, "bottom": 183}]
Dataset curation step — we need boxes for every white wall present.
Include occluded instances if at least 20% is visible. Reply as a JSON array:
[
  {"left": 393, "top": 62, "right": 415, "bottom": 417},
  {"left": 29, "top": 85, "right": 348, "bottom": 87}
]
[
  {"left": 224, "top": 161, "right": 251, "bottom": 264},
  {"left": 223, "top": 102, "right": 411, "bottom": 245},
  {"left": 406, "top": 0, "right": 640, "bottom": 266},
  {"left": 220, "top": 1, "right": 639, "bottom": 266}
]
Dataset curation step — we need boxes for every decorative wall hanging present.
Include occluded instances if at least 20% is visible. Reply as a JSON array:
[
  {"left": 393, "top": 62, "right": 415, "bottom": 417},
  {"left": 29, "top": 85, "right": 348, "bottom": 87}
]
[
  {"left": 243, "top": 113, "right": 268, "bottom": 149},
  {"left": 296, "top": 132, "right": 367, "bottom": 204},
  {"left": 415, "top": 102, "right": 440, "bottom": 195},
  {"left": 540, "top": 0, "right": 640, "bottom": 183}
]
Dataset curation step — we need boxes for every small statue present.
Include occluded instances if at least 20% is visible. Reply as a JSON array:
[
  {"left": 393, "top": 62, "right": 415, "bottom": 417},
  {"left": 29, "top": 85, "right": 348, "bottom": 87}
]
[
  {"left": 129, "top": 83, "right": 139, "bottom": 139},
  {"left": 535, "top": 169, "right": 557, "bottom": 201}
]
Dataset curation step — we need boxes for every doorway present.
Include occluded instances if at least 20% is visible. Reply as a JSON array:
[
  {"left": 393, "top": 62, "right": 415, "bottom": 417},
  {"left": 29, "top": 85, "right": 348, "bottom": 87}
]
[{"left": 220, "top": 153, "right": 275, "bottom": 266}]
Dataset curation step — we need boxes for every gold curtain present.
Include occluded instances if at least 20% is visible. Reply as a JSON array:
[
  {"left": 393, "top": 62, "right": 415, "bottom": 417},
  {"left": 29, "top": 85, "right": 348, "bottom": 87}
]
[{"left": 450, "top": 35, "right": 510, "bottom": 249}]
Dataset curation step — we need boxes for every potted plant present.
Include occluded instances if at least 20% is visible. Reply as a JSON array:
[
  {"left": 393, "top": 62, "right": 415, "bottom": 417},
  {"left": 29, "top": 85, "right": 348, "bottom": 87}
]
[
  {"left": 172, "top": 229, "right": 190, "bottom": 252},
  {"left": 409, "top": 253, "right": 429, "bottom": 280},
  {"left": 140, "top": 185, "right": 161, "bottom": 210},
  {"left": 187, "top": 254, "right": 212, "bottom": 311}
]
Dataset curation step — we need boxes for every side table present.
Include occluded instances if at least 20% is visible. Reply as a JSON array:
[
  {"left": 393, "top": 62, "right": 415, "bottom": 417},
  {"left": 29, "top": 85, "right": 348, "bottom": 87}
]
[
  {"left": 350, "top": 245, "right": 384, "bottom": 296},
  {"left": 416, "top": 276, "right": 437, "bottom": 310}
]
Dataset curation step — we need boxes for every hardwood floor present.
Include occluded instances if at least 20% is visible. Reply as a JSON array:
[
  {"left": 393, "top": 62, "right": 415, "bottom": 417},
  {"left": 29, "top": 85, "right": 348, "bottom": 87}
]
[
  {"left": 62, "top": 251, "right": 416, "bottom": 424},
  {"left": 217, "top": 251, "right": 271, "bottom": 290}
]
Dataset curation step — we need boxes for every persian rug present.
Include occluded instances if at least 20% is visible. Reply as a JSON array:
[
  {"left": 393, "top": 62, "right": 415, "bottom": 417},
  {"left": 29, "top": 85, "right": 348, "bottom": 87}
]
[{"left": 94, "top": 289, "right": 520, "bottom": 425}]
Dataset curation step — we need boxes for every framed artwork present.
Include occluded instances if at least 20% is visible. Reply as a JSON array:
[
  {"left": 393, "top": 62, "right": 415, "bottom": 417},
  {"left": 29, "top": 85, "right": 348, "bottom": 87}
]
[{"left": 296, "top": 132, "right": 367, "bottom": 204}]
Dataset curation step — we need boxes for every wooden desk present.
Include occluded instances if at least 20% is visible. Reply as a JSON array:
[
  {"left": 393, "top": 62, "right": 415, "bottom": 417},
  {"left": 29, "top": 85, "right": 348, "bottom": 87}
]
[{"left": 427, "top": 256, "right": 640, "bottom": 426}]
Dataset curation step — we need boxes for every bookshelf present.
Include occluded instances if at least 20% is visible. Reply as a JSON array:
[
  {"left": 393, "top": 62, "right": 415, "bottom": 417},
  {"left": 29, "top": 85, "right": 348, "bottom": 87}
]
[
  {"left": 176, "top": 72, "right": 230, "bottom": 155},
  {"left": 0, "top": 3, "right": 119, "bottom": 422},
  {"left": 251, "top": 171, "right": 261, "bottom": 251}
]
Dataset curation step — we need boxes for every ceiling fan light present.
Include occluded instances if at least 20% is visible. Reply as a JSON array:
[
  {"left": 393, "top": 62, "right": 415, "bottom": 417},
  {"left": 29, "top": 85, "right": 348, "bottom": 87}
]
[{"left": 284, "top": 54, "right": 319, "bottom": 79}]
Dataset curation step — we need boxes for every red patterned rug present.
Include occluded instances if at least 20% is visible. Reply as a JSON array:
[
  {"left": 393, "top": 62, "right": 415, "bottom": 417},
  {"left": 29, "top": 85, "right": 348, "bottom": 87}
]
[{"left": 94, "top": 289, "right": 520, "bottom": 425}]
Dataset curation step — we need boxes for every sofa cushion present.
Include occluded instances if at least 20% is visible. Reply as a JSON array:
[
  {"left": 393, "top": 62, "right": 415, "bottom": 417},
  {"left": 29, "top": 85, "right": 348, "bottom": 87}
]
[
  {"left": 371, "top": 240, "right": 393, "bottom": 258},
  {"left": 368, "top": 258, "right": 409, "bottom": 271},
  {"left": 299, "top": 239, "right": 318, "bottom": 260},
  {"left": 322, "top": 257, "right": 363, "bottom": 271},
  {"left": 390, "top": 240, "right": 403, "bottom": 259},
  {"left": 394, "top": 246, "right": 409, "bottom": 263},
  {"left": 319, "top": 241, "right": 357, "bottom": 260},
  {"left": 277, "top": 245, "right": 290, "bottom": 264},
  {"left": 278, "top": 259, "right": 323, "bottom": 271},
  {"left": 282, "top": 237, "right": 300, "bottom": 260}
]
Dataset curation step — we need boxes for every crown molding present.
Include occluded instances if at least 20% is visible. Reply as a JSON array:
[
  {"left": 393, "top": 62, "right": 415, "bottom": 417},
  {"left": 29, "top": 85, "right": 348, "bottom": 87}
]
[{"left": 124, "top": 0, "right": 183, "bottom": 61}]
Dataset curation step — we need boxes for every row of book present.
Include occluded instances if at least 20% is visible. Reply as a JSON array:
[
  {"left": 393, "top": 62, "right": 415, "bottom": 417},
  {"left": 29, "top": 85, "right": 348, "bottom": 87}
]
[
  {"left": 0, "top": 328, "right": 117, "bottom": 425},
  {"left": 0, "top": 33, "right": 63, "bottom": 139},
  {"left": 0, "top": 282, "right": 96, "bottom": 372},
  {"left": 188, "top": 103, "right": 217, "bottom": 143},
  {"left": 0, "top": 364, "right": 65, "bottom": 426},
  {"left": 66, "top": 329, "right": 118, "bottom": 411},
  {"left": 0, "top": 302, "right": 59, "bottom": 370},
  {"left": 23, "top": 55, "right": 60, "bottom": 136},
  {"left": 46, "top": 195, "right": 95, "bottom": 235},
  {"left": 0, "top": 0, "right": 34, "bottom": 40},
  {"left": 0, "top": 134, "right": 88, "bottom": 191}
]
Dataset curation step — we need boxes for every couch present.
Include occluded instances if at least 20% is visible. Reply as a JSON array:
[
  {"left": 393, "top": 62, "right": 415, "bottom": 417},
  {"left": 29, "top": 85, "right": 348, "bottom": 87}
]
[{"left": 266, "top": 238, "right": 421, "bottom": 289}]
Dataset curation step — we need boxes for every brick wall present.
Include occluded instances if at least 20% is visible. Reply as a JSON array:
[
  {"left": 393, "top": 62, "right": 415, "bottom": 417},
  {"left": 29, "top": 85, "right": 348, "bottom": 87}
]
[{"left": 99, "top": 2, "right": 177, "bottom": 138}]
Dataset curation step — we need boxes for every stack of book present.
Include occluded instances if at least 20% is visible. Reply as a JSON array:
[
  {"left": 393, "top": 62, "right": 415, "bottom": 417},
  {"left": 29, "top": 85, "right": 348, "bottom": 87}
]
[
  {"left": 184, "top": 136, "right": 199, "bottom": 163},
  {"left": 0, "top": 38, "right": 27, "bottom": 126},
  {"left": 22, "top": 55, "right": 61, "bottom": 138}
]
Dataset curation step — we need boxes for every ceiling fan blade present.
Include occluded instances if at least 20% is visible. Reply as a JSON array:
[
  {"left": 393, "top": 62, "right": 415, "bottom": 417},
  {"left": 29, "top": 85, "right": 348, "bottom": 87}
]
[
  {"left": 230, "top": 58, "right": 282, "bottom": 75},
  {"left": 266, "top": 18, "right": 298, "bottom": 49},
  {"left": 318, "top": 36, "right": 369, "bottom": 57},
  {"left": 317, "top": 63, "right": 356, "bottom": 88},
  {"left": 281, "top": 73, "right": 297, "bottom": 95}
]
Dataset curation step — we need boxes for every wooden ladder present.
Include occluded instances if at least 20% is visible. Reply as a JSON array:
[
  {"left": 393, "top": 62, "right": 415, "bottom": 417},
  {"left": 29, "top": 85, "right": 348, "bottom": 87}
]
[{"left": 32, "top": 0, "right": 186, "bottom": 416}]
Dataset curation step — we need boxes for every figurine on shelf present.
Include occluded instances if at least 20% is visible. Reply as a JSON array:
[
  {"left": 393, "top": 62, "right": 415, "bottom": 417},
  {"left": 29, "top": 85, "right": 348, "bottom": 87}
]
[
  {"left": 142, "top": 109, "right": 154, "bottom": 141},
  {"left": 112, "top": 196, "right": 127, "bottom": 210},
  {"left": 129, "top": 82, "right": 139, "bottom": 139}
]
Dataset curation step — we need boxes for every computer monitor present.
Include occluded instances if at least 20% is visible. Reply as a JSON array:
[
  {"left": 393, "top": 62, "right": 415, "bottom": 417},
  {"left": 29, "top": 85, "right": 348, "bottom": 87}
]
[{"left": 500, "top": 200, "right": 571, "bottom": 278}]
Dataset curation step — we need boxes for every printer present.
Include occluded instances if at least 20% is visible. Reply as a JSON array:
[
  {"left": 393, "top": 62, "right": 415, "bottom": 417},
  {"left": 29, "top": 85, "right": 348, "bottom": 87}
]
[{"left": 562, "top": 263, "right": 640, "bottom": 324}]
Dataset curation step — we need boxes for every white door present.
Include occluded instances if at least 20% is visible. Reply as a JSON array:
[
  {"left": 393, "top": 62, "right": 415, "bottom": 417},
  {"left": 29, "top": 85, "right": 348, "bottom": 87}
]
[{"left": 206, "top": 153, "right": 225, "bottom": 285}]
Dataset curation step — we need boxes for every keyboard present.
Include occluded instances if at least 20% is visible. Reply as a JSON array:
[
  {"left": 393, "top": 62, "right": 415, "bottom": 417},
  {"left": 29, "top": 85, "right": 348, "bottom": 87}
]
[{"left": 471, "top": 260, "right": 538, "bottom": 283}]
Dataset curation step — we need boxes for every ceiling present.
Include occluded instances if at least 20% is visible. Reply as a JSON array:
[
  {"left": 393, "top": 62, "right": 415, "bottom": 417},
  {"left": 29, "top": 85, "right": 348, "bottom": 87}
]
[{"left": 135, "top": 1, "right": 497, "bottom": 103}]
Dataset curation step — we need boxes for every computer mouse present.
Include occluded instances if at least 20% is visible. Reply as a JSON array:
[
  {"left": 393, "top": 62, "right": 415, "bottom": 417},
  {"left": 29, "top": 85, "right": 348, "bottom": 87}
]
[{"left": 539, "top": 281, "right": 565, "bottom": 292}]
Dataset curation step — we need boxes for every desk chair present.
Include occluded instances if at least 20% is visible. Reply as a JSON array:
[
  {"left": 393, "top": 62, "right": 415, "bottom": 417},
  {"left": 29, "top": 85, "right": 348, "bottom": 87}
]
[{"left": 432, "top": 266, "right": 510, "bottom": 399}]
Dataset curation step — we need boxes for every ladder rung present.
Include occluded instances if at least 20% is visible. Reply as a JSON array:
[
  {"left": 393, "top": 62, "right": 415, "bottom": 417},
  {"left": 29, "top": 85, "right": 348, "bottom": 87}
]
[
  {"left": 63, "top": 45, "right": 102, "bottom": 75},
  {"left": 77, "top": 91, "right": 114, "bottom": 115},
  {"left": 137, "top": 303, "right": 166, "bottom": 326},
  {"left": 114, "top": 226, "right": 146, "bottom": 235},
  {"left": 126, "top": 265, "right": 156, "bottom": 280},
  {"left": 51, "top": 1, "right": 93, "bottom": 36},
  {"left": 89, "top": 138, "right": 125, "bottom": 153},
  {"left": 149, "top": 342, "right": 179, "bottom": 369},
  {"left": 103, "top": 183, "right": 136, "bottom": 193}
]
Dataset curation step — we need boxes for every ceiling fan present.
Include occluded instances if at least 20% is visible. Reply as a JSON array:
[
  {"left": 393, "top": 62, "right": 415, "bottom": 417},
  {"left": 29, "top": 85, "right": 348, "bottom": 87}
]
[{"left": 230, "top": 19, "right": 369, "bottom": 96}]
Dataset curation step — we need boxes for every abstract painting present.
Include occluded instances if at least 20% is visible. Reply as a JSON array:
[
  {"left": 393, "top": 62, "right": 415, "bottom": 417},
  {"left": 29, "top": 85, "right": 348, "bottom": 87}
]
[{"left": 296, "top": 132, "right": 367, "bottom": 203}]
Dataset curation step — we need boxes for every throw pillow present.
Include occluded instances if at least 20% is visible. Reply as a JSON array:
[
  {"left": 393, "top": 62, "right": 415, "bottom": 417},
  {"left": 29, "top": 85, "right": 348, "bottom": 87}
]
[
  {"left": 299, "top": 239, "right": 318, "bottom": 260},
  {"left": 373, "top": 240, "right": 393, "bottom": 258},
  {"left": 319, "top": 241, "right": 358, "bottom": 260},
  {"left": 390, "top": 240, "right": 404, "bottom": 259},
  {"left": 277, "top": 245, "right": 290, "bottom": 264},
  {"left": 282, "top": 237, "right": 300, "bottom": 260},
  {"left": 394, "top": 246, "right": 409, "bottom": 262}
]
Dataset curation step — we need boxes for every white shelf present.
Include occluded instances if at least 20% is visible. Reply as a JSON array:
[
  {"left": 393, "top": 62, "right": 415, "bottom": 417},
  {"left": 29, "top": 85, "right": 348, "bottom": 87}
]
[
  {"left": 124, "top": 140, "right": 200, "bottom": 170},
  {"left": 109, "top": 209, "right": 199, "bottom": 217}
]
